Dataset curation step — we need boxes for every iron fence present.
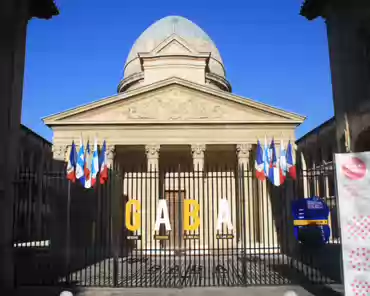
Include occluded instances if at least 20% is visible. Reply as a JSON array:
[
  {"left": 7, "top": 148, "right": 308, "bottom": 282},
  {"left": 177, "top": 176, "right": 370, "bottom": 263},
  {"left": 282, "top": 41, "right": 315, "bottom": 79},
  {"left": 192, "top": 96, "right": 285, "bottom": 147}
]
[{"left": 12, "top": 164, "right": 342, "bottom": 288}]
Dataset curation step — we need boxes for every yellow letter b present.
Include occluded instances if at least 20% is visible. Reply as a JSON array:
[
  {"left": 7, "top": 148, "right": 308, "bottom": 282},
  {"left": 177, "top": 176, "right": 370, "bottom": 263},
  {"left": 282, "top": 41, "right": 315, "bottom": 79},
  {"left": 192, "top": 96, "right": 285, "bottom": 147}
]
[{"left": 184, "top": 199, "right": 200, "bottom": 231}]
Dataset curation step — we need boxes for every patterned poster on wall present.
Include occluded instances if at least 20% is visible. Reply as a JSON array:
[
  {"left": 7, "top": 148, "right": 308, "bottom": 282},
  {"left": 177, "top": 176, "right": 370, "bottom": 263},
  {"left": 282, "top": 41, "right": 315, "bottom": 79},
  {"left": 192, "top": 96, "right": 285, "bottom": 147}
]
[{"left": 335, "top": 152, "right": 370, "bottom": 296}]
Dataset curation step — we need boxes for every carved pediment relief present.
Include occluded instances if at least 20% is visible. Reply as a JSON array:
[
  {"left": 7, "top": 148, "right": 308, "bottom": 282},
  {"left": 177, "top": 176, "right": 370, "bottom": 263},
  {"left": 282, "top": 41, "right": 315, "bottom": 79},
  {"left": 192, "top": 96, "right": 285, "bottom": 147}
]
[{"left": 60, "top": 86, "right": 291, "bottom": 123}]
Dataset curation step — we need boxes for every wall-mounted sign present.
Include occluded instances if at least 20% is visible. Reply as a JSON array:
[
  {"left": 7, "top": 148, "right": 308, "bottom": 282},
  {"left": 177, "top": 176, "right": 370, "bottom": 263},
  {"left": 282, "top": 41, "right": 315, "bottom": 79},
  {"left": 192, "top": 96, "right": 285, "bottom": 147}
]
[
  {"left": 184, "top": 234, "right": 200, "bottom": 240},
  {"left": 127, "top": 235, "right": 141, "bottom": 240},
  {"left": 216, "top": 234, "right": 234, "bottom": 240},
  {"left": 291, "top": 196, "right": 330, "bottom": 246},
  {"left": 153, "top": 234, "right": 169, "bottom": 240}
]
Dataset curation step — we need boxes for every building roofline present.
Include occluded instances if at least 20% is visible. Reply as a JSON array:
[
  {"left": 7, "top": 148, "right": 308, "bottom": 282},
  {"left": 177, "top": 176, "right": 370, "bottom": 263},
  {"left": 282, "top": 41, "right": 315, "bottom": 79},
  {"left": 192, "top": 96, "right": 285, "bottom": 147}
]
[
  {"left": 21, "top": 124, "right": 52, "bottom": 146},
  {"left": 295, "top": 116, "right": 335, "bottom": 144}
]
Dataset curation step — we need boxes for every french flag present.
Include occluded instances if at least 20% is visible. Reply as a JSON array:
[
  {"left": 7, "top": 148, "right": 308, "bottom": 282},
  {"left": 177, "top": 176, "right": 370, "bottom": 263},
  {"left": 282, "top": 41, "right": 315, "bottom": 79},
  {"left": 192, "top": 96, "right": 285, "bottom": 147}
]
[
  {"left": 99, "top": 140, "right": 108, "bottom": 185},
  {"left": 75, "top": 137, "right": 85, "bottom": 185},
  {"left": 255, "top": 140, "right": 266, "bottom": 181},
  {"left": 91, "top": 138, "right": 99, "bottom": 187},
  {"left": 268, "top": 139, "right": 284, "bottom": 187},
  {"left": 83, "top": 141, "right": 92, "bottom": 189},
  {"left": 286, "top": 140, "right": 297, "bottom": 180},
  {"left": 66, "top": 141, "right": 77, "bottom": 182},
  {"left": 279, "top": 139, "right": 287, "bottom": 185},
  {"left": 263, "top": 136, "right": 270, "bottom": 177}
]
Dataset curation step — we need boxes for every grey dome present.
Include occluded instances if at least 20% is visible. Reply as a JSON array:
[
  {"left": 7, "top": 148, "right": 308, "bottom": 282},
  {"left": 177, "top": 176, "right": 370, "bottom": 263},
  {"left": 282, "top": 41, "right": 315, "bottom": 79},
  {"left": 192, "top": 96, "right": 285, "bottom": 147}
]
[{"left": 123, "top": 16, "right": 225, "bottom": 78}]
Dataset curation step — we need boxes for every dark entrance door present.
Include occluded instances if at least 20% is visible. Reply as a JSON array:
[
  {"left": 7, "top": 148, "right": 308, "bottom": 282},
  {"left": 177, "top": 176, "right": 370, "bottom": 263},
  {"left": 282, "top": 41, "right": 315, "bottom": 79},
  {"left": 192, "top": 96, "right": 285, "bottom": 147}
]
[{"left": 165, "top": 190, "right": 184, "bottom": 250}]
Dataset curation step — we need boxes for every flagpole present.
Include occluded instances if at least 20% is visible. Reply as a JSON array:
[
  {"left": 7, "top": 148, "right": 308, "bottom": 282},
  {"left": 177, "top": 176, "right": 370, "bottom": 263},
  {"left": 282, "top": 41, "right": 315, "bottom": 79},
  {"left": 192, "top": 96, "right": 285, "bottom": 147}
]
[{"left": 65, "top": 180, "right": 71, "bottom": 284}]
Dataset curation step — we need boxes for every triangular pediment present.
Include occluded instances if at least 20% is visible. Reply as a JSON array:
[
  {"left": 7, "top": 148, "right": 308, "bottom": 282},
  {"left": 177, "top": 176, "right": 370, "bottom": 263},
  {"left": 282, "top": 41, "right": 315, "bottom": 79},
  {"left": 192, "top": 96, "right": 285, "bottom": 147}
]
[
  {"left": 43, "top": 78, "right": 305, "bottom": 126},
  {"left": 156, "top": 39, "right": 192, "bottom": 55},
  {"left": 151, "top": 34, "right": 198, "bottom": 55}
]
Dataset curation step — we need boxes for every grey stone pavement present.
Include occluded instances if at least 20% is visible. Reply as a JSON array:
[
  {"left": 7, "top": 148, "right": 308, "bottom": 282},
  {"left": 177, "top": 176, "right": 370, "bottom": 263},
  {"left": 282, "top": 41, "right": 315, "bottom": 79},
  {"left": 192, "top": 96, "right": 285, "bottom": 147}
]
[{"left": 12, "top": 284, "right": 344, "bottom": 296}]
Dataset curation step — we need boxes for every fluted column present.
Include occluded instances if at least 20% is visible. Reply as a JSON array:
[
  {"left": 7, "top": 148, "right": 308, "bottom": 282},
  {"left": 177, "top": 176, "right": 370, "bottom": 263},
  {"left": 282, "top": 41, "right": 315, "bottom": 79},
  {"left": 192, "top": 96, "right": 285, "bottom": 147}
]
[
  {"left": 190, "top": 144, "right": 206, "bottom": 251},
  {"left": 236, "top": 144, "right": 254, "bottom": 249},
  {"left": 144, "top": 145, "right": 160, "bottom": 252}
]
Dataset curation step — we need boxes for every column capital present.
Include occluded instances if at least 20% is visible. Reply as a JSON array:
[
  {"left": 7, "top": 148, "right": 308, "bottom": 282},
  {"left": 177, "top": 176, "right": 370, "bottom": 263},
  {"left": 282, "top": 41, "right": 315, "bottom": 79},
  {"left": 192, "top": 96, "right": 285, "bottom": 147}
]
[
  {"left": 191, "top": 144, "right": 206, "bottom": 171},
  {"left": 145, "top": 144, "right": 160, "bottom": 159},
  {"left": 107, "top": 145, "right": 116, "bottom": 159},
  {"left": 145, "top": 145, "right": 160, "bottom": 171},
  {"left": 236, "top": 144, "right": 252, "bottom": 158},
  {"left": 52, "top": 145, "right": 67, "bottom": 161},
  {"left": 191, "top": 144, "right": 206, "bottom": 159}
]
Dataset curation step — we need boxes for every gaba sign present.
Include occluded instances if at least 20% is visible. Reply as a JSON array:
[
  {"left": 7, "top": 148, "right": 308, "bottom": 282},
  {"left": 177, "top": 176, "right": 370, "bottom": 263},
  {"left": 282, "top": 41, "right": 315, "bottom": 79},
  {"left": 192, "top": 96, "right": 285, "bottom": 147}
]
[
  {"left": 125, "top": 198, "right": 234, "bottom": 235},
  {"left": 291, "top": 196, "right": 330, "bottom": 246}
]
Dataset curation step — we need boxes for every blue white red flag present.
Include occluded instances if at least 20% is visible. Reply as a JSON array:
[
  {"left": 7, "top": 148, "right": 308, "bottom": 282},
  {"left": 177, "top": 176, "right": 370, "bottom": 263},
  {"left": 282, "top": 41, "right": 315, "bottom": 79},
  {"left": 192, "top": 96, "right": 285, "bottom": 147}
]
[
  {"left": 268, "top": 138, "right": 284, "bottom": 186},
  {"left": 66, "top": 141, "right": 77, "bottom": 182},
  {"left": 263, "top": 136, "right": 270, "bottom": 177},
  {"left": 255, "top": 140, "right": 266, "bottom": 181},
  {"left": 99, "top": 140, "right": 108, "bottom": 185},
  {"left": 279, "top": 139, "right": 287, "bottom": 185},
  {"left": 83, "top": 141, "right": 92, "bottom": 189},
  {"left": 75, "top": 137, "right": 85, "bottom": 184},
  {"left": 286, "top": 140, "right": 297, "bottom": 180},
  {"left": 91, "top": 138, "right": 99, "bottom": 187}
]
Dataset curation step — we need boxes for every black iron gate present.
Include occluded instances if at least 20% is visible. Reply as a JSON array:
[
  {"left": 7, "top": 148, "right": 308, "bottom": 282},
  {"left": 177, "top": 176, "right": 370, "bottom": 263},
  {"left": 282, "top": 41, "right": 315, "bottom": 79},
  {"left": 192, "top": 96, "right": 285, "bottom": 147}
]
[{"left": 12, "top": 164, "right": 342, "bottom": 287}]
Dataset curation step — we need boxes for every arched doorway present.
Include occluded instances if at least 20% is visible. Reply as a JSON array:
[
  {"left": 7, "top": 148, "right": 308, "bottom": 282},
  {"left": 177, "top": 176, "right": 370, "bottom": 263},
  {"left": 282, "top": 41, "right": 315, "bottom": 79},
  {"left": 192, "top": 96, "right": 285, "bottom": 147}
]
[{"left": 355, "top": 127, "right": 370, "bottom": 152}]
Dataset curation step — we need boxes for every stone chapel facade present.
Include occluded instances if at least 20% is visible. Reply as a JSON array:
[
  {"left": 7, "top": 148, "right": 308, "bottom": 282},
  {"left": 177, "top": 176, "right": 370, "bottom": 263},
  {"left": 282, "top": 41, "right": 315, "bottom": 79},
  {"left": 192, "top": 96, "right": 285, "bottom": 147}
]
[{"left": 43, "top": 16, "right": 305, "bottom": 253}]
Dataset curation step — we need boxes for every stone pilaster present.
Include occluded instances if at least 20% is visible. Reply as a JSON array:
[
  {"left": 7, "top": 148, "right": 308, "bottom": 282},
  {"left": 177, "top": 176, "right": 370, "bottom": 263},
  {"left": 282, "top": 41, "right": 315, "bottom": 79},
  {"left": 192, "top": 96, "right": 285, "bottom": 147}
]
[
  {"left": 144, "top": 144, "right": 160, "bottom": 252},
  {"left": 191, "top": 144, "right": 206, "bottom": 171},
  {"left": 190, "top": 144, "right": 206, "bottom": 250},
  {"left": 236, "top": 144, "right": 253, "bottom": 248}
]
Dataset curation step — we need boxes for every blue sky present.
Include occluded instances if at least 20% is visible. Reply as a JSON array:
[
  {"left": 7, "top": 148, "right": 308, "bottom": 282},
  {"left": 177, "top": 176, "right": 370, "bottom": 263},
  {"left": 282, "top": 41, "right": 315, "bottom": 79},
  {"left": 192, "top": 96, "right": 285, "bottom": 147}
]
[{"left": 22, "top": 0, "right": 333, "bottom": 142}]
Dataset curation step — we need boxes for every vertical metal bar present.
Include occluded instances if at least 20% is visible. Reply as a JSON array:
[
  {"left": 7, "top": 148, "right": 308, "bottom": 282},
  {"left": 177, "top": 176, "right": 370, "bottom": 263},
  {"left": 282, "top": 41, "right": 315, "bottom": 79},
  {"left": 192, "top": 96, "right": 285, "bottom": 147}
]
[
  {"left": 220, "top": 165, "right": 225, "bottom": 286},
  {"left": 202, "top": 164, "right": 206, "bottom": 287},
  {"left": 113, "top": 170, "right": 119, "bottom": 287},
  {"left": 121, "top": 169, "right": 126, "bottom": 287},
  {"left": 133, "top": 168, "right": 138, "bottom": 287},
  {"left": 129, "top": 169, "right": 133, "bottom": 287},
  {"left": 205, "top": 164, "right": 210, "bottom": 286},
  {"left": 65, "top": 181, "right": 71, "bottom": 285},
  {"left": 241, "top": 164, "right": 247, "bottom": 286},
  {"left": 197, "top": 163, "right": 202, "bottom": 286},
  {"left": 140, "top": 166, "right": 144, "bottom": 288},
  {"left": 211, "top": 168, "right": 215, "bottom": 286},
  {"left": 226, "top": 165, "right": 231, "bottom": 285}
]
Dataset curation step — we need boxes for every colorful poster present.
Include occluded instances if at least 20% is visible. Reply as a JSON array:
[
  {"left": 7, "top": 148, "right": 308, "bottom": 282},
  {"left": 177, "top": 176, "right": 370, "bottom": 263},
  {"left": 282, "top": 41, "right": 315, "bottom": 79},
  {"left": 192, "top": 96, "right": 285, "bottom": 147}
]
[{"left": 335, "top": 152, "right": 370, "bottom": 296}]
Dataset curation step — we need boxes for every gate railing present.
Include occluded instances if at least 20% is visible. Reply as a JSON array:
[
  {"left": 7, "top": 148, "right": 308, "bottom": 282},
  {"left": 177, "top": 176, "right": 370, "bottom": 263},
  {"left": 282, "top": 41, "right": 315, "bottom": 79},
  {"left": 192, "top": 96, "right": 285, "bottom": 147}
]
[{"left": 12, "top": 164, "right": 341, "bottom": 287}]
